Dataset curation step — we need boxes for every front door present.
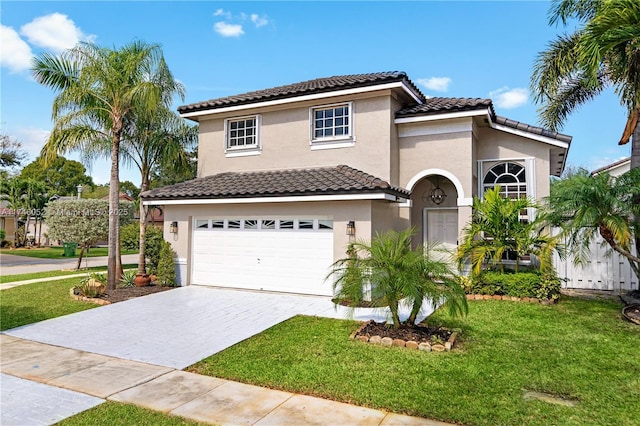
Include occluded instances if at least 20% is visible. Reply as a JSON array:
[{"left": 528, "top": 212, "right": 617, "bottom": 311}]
[{"left": 424, "top": 208, "right": 458, "bottom": 251}]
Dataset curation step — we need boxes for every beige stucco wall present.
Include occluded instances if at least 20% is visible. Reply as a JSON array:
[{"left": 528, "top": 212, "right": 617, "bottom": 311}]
[
  {"left": 197, "top": 93, "right": 395, "bottom": 182},
  {"left": 0, "top": 217, "right": 15, "bottom": 241},
  {"left": 161, "top": 199, "right": 405, "bottom": 285}
]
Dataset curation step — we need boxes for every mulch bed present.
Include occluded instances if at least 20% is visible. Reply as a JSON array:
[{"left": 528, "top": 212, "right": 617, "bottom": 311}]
[
  {"left": 356, "top": 321, "right": 452, "bottom": 344},
  {"left": 98, "top": 284, "right": 175, "bottom": 303}
]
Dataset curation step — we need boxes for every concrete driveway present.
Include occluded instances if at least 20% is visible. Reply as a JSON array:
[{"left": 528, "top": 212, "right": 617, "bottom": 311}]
[
  {"left": 4, "top": 286, "right": 434, "bottom": 369},
  {"left": 4, "top": 286, "right": 346, "bottom": 369}
]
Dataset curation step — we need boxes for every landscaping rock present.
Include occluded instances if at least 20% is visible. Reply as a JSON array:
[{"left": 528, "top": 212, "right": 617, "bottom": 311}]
[
  {"left": 381, "top": 337, "right": 393, "bottom": 347},
  {"left": 466, "top": 294, "right": 474, "bottom": 300},
  {"left": 511, "top": 296, "right": 521, "bottom": 301},
  {"left": 392, "top": 338, "right": 405, "bottom": 347},
  {"left": 369, "top": 335, "right": 382, "bottom": 345},
  {"left": 492, "top": 295, "right": 502, "bottom": 300},
  {"left": 445, "top": 342, "right": 452, "bottom": 350},
  {"left": 474, "top": 294, "right": 484, "bottom": 300},
  {"left": 418, "top": 342, "right": 432, "bottom": 352},
  {"left": 432, "top": 344, "right": 446, "bottom": 352},
  {"left": 405, "top": 341, "right": 419, "bottom": 349},
  {"left": 356, "top": 335, "right": 369, "bottom": 343},
  {"left": 483, "top": 295, "right": 491, "bottom": 300},
  {"left": 530, "top": 298, "right": 540, "bottom": 304}
]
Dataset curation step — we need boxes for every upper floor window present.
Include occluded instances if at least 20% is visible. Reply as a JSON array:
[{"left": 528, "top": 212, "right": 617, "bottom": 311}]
[
  {"left": 483, "top": 162, "right": 527, "bottom": 200},
  {"left": 310, "top": 102, "right": 353, "bottom": 146},
  {"left": 225, "top": 115, "right": 260, "bottom": 153},
  {"left": 483, "top": 161, "right": 529, "bottom": 222}
]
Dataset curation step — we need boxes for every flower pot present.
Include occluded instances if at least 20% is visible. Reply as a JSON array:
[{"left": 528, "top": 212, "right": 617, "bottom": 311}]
[{"left": 134, "top": 274, "right": 151, "bottom": 287}]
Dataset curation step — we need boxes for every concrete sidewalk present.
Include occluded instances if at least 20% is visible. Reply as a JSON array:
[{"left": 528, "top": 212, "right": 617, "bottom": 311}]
[
  {"left": 0, "top": 268, "right": 138, "bottom": 290},
  {"left": 0, "top": 335, "right": 451, "bottom": 426}
]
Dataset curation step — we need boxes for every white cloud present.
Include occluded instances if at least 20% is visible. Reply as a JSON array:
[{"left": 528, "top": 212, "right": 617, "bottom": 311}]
[
  {"left": 13, "top": 127, "right": 50, "bottom": 161},
  {"left": 489, "top": 86, "right": 528, "bottom": 109},
  {"left": 1, "top": 25, "right": 33, "bottom": 73},
  {"left": 250, "top": 14, "right": 268, "bottom": 28},
  {"left": 416, "top": 77, "right": 452, "bottom": 92},
  {"left": 213, "top": 9, "right": 231, "bottom": 19},
  {"left": 20, "top": 13, "right": 94, "bottom": 52},
  {"left": 214, "top": 22, "right": 244, "bottom": 37}
]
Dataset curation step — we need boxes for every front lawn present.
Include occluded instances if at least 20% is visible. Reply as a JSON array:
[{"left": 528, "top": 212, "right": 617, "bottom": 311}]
[
  {"left": 0, "top": 264, "right": 138, "bottom": 284},
  {"left": 187, "top": 298, "right": 640, "bottom": 426},
  {"left": 0, "top": 247, "right": 137, "bottom": 259},
  {"left": 0, "top": 278, "right": 98, "bottom": 331},
  {"left": 59, "top": 402, "right": 207, "bottom": 426}
]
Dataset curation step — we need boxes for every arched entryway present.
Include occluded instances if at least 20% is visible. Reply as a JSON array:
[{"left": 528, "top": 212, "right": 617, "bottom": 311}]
[{"left": 409, "top": 174, "right": 459, "bottom": 250}]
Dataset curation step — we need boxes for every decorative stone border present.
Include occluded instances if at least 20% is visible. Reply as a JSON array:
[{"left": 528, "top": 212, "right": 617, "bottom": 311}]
[
  {"left": 350, "top": 321, "right": 459, "bottom": 352},
  {"left": 69, "top": 288, "right": 111, "bottom": 305},
  {"left": 465, "top": 294, "right": 557, "bottom": 305}
]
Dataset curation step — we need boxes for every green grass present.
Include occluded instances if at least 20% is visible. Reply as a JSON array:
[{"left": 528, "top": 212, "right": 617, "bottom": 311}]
[
  {"left": 59, "top": 402, "right": 209, "bottom": 426},
  {"left": 0, "top": 246, "right": 138, "bottom": 259},
  {"left": 0, "top": 278, "right": 99, "bottom": 331},
  {"left": 187, "top": 298, "right": 640, "bottom": 426},
  {"left": 0, "top": 264, "right": 138, "bottom": 284}
]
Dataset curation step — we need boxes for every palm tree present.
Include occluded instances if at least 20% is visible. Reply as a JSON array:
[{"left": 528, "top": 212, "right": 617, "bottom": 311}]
[
  {"left": 120, "top": 106, "right": 196, "bottom": 276},
  {"left": 457, "top": 187, "right": 560, "bottom": 275},
  {"left": 32, "top": 41, "right": 181, "bottom": 289},
  {"left": 548, "top": 167, "right": 640, "bottom": 282},
  {"left": 330, "top": 229, "right": 467, "bottom": 329},
  {"left": 531, "top": 0, "right": 640, "bottom": 169}
]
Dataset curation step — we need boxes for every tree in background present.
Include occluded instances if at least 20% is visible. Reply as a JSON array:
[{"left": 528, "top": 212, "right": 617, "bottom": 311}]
[
  {"left": 149, "top": 147, "right": 197, "bottom": 189},
  {"left": 20, "top": 155, "right": 94, "bottom": 197},
  {"left": 44, "top": 199, "right": 133, "bottom": 269},
  {"left": 119, "top": 181, "right": 140, "bottom": 199},
  {"left": 548, "top": 167, "right": 640, "bottom": 285},
  {"left": 0, "top": 133, "right": 27, "bottom": 172},
  {"left": 531, "top": 0, "right": 640, "bottom": 169},
  {"left": 33, "top": 41, "right": 181, "bottom": 290}
]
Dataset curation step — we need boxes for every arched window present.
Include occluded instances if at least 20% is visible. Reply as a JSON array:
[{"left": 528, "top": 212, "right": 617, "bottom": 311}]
[{"left": 483, "top": 162, "right": 527, "bottom": 200}]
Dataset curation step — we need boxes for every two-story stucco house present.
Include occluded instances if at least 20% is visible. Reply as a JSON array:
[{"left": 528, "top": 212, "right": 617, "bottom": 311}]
[{"left": 141, "top": 72, "right": 571, "bottom": 296}]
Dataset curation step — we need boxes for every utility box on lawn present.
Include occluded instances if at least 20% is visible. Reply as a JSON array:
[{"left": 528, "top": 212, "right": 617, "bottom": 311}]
[{"left": 63, "top": 242, "right": 77, "bottom": 257}]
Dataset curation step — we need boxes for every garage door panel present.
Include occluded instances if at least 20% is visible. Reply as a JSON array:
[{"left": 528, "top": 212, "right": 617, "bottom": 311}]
[{"left": 192, "top": 224, "right": 334, "bottom": 296}]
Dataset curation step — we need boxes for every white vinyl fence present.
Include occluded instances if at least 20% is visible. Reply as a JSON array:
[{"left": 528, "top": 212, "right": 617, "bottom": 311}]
[{"left": 553, "top": 231, "right": 637, "bottom": 292}]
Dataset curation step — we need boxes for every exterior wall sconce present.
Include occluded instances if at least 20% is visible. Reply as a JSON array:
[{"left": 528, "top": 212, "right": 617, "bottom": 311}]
[
  {"left": 346, "top": 221, "right": 356, "bottom": 236},
  {"left": 169, "top": 221, "right": 178, "bottom": 234}
]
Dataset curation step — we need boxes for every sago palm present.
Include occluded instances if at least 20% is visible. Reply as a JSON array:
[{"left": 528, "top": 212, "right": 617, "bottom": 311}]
[
  {"left": 330, "top": 229, "right": 467, "bottom": 328},
  {"left": 32, "top": 41, "right": 180, "bottom": 289}
]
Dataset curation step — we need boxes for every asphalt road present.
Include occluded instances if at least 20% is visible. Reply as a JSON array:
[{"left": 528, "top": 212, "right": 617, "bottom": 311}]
[{"left": 0, "top": 253, "right": 139, "bottom": 275}]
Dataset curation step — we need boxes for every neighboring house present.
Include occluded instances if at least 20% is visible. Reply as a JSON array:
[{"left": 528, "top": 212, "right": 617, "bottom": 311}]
[
  {"left": 0, "top": 202, "right": 16, "bottom": 242},
  {"left": 554, "top": 157, "right": 637, "bottom": 291},
  {"left": 141, "top": 71, "right": 571, "bottom": 295}
]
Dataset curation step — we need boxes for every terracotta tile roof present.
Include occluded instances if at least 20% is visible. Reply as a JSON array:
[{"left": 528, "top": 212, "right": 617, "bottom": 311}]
[
  {"left": 494, "top": 116, "right": 572, "bottom": 144},
  {"left": 397, "top": 98, "right": 572, "bottom": 144},
  {"left": 396, "top": 97, "right": 494, "bottom": 117},
  {"left": 178, "top": 72, "right": 425, "bottom": 114},
  {"left": 141, "top": 165, "right": 409, "bottom": 201}
]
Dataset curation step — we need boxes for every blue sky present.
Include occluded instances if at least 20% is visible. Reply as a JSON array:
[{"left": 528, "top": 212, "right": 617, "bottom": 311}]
[{"left": 1, "top": 1, "right": 631, "bottom": 185}]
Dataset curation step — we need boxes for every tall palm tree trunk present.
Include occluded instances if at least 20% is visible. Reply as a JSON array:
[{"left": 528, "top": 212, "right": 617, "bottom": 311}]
[
  {"left": 138, "top": 175, "right": 149, "bottom": 275},
  {"left": 107, "top": 130, "right": 122, "bottom": 290},
  {"left": 632, "top": 120, "right": 640, "bottom": 170}
]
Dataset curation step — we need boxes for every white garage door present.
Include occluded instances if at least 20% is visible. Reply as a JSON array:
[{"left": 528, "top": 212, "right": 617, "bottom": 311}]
[{"left": 192, "top": 218, "right": 335, "bottom": 296}]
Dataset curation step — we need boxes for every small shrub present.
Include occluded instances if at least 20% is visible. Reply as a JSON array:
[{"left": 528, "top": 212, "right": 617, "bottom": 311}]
[
  {"left": 468, "top": 270, "right": 561, "bottom": 300},
  {"left": 145, "top": 226, "right": 164, "bottom": 274},
  {"left": 156, "top": 241, "right": 177, "bottom": 287},
  {"left": 120, "top": 223, "right": 140, "bottom": 251},
  {"left": 120, "top": 270, "right": 137, "bottom": 288}
]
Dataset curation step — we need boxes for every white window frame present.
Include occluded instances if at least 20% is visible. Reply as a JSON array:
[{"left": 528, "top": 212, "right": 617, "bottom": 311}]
[
  {"left": 480, "top": 159, "right": 532, "bottom": 222},
  {"left": 309, "top": 102, "right": 355, "bottom": 149},
  {"left": 224, "top": 115, "right": 261, "bottom": 157}
]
